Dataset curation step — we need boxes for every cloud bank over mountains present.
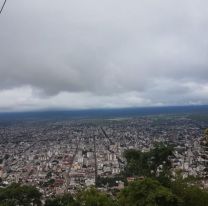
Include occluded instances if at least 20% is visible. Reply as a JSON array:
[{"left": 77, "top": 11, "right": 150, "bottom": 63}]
[{"left": 0, "top": 0, "right": 208, "bottom": 111}]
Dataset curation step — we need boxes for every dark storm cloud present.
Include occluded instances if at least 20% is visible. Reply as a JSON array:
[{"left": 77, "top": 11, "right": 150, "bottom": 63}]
[{"left": 0, "top": 0, "right": 208, "bottom": 110}]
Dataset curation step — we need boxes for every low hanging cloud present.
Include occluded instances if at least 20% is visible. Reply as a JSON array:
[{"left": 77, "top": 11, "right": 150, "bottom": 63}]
[{"left": 0, "top": 0, "right": 208, "bottom": 111}]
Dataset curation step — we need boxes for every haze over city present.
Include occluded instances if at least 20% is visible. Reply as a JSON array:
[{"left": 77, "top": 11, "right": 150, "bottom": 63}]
[{"left": 0, "top": 0, "right": 208, "bottom": 112}]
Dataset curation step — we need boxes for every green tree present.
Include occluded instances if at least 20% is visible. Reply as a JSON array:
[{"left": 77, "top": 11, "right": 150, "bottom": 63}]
[
  {"left": 118, "top": 178, "right": 179, "bottom": 206},
  {"left": 0, "top": 183, "right": 42, "bottom": 206},
  {"left": 124, "top": 149, "right": 145, "bottom": 176},
  {"left": 170, "top": 178, "right": 208, "bottom": 206},
  {"left": 77, "top": 187, "right": 116, "bottom": 206},
  {"left": 45, "top": 193, "right": 78, "bottom": 206},
  {"left": 183, "top": 186, "right": 208, "bottom": 206},
  {"left": 124, "top": 144, "right": 173, "bottom": 178}
]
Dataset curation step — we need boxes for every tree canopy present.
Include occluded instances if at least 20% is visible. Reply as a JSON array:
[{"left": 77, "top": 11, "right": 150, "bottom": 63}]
[
  {"left": 45, "top": 193, "right": 78, "bottom": 206},
  {"left": 0, "top": 183, "right": 42, "bottom": 206},
  {"left": 124, "top": 143, "right": 173, "bottom": 178},
  {"left": 77, "top": 187, "right": 116, "bottom": 206},
  {"left": 118, "top": 178, "right": 179, "bottom": 206}
]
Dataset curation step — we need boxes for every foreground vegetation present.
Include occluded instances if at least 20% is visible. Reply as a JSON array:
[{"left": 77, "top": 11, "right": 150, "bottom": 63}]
[{"left": 1, "top": 144, "right": 208, "bottom": 206}]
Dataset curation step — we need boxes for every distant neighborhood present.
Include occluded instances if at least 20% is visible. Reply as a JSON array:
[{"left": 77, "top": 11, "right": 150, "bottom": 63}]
[{"left": 0, "top": 115, "right": 208, "bottom": 197}]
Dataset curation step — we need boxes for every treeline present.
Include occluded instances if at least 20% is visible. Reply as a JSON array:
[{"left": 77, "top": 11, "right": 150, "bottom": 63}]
[
  {"left": 1, "top": 178, "right": 208, "bottom": 206},
  {"left": 1, "top": 144, "right": 208, "bottom": 206}
]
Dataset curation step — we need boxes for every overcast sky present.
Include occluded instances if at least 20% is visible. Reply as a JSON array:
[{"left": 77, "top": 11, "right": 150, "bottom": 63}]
[{"left": 0, "top": 0, "right": 208, "bottom": 111}]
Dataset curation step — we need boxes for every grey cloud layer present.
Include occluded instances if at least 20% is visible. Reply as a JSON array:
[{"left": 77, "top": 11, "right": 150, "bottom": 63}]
[{"left": 0, "top": 0, "right": 208, "bottom": 110}]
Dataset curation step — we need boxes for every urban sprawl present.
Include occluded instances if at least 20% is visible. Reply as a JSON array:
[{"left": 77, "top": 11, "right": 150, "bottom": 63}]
[{"left": 0, "top": 115, "right": 208, "bottom": 197}]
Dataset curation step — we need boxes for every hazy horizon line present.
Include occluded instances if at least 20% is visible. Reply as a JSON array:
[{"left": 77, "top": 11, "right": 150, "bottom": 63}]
[{"left": 1, "top": 104, "right": 208, "bottom": 114}]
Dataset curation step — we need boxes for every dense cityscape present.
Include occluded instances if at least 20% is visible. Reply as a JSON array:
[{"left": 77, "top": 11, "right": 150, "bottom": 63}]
[{"left": 1, "top": 113, "right": 208, "bottom": 199}]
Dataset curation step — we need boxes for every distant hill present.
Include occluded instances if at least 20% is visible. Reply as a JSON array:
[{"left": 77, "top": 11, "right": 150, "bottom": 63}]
[{"left": 0, "top": 105, "right": 208, "bottom": 121}]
